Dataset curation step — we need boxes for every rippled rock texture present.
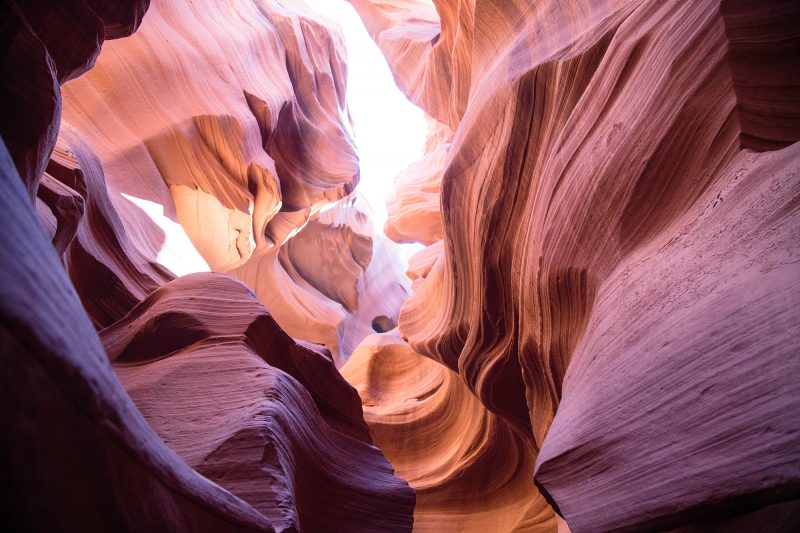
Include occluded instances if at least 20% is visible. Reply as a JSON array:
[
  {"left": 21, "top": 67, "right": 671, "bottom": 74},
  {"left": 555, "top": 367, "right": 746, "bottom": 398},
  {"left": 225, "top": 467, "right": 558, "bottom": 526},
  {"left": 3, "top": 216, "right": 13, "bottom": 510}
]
[
  {"left": 2, "top": 0, "right": 800, "bottom": 531},
  {"left": 0, "top": 0, "right": 149, "bottom": 197},
  {"left": 104, "top": 273, "right": 413, "bottom": 531},
  {"left": 342, "top": 332, "right": 556, "bottom": 531},
  {"left": 2, "top": 0, "right": 414, "bottom": 530},
  {"left": 351, "top": 0, "right": 800, "bottom": 530},
  {"left": 59, "top": 0, "right": 409, "bottom": 363}
]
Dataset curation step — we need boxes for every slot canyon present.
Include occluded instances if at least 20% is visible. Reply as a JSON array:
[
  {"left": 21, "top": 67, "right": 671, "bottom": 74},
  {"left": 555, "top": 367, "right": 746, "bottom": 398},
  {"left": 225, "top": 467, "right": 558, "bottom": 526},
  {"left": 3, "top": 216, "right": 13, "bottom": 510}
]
[{"left": 1, "top": 0, "right": 799, "bottom": 531}]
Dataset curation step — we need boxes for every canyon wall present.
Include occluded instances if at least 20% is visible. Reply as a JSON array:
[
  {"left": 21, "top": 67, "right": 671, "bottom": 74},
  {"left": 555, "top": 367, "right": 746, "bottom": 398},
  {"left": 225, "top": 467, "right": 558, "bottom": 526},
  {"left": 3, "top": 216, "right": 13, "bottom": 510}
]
[
  {"left": 1, "top": 0, "right": 414, "bottom": 530},
  {"left": 58, "top": 0, "right": 410, "bottom": 364},
  {"left": 349, "top": 0, "right": 800, "bottom": 530},
  {"left": 1, "top": 0, "right": 799, "bottom": 531}
]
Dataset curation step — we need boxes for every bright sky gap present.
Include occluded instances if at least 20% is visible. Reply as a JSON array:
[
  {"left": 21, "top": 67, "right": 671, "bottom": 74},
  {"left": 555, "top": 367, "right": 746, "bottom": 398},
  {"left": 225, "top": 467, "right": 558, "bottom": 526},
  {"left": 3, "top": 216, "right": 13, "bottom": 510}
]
[{"left": 304, "top": 0, "right": 428, "bottom": 237}]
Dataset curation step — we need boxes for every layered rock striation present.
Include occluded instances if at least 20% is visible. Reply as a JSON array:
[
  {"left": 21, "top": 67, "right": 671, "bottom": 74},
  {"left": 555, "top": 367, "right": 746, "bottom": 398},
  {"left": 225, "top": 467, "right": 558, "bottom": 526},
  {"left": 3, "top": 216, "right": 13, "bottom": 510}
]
[
  {"left": 0, "top": 0, "right": 149, "bottom": 197},
  {"left": 351, "top": 0, "right": 800, "bottom": 530},
  {"left": 58, "top": 0, "right": 409, "bottom": 363},
  {"left": 2, "top": 0, "right": 414, "bottom": 531},
  {"left": 104, "top": 273, "right": 413, "bottom": 531},
  {"left": 1, "top": 0, "right": 799, "bottom": 531},
  {"left": 342, "top": 332, "right": 556, "bottom": 531}
]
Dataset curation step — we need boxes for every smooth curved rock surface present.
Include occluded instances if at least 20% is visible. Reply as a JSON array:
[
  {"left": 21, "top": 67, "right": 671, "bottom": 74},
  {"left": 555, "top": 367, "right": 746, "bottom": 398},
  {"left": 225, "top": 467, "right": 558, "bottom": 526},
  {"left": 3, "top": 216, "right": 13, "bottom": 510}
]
[
  {"left": 48, "top": 125, "right": 175, "bottom": 327},
  {"left": 105, "top": 273, "right": 414, "bottom": 531},
  {"left": 2, "top": 0, "right": 416, "bottom": 530},
  {"left": 534, "top": 143, "right": 800, "bottom": 532},
  {"left": 61, "top": 0, "right": 408, "bottom": 360},
  {"left": 4, "top": 0, "right": 800, "bottom": 530},
  {"left": 0, "top": 0, "right": 149, "bottom": 196},
  {"left": 230, "top": 194, "right": 410, "bottom": 363},
  {"left": 384, "top": 117, "right": 449, "bottom": 246},
  {"left": 355, "top": 0, "right": 800, "bottom": 529},
  {"left": 347, "top": 0, "right": 472, "bottom": 130},
  {"left": 61, "top": 0, "right": 357, "bottom": 267},
  {"left": 0, "top": 136, "right": 274, "bottom": 533},
  {"left": 342, "top": 331, "right": 555, "bottom": 532},
  {"left": 101, "top": 273, "right": 371, "bottom": 442}
]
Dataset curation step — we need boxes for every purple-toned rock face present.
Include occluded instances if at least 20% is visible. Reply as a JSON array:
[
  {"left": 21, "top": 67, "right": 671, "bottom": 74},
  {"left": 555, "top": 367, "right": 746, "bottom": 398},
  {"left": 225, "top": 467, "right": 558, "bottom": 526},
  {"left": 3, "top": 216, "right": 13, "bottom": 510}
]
[
  {"left": 1, "top": 0, "right": 414, "bottom": 530},
  {"left": 0, "top": 0, "right": 150, "bottom": 197},
  {"left": 350, "top": 0, "right": 800, "bottom": 529},
  {"left": 1, "top": 0, "right": 799, "bottom": 531}
]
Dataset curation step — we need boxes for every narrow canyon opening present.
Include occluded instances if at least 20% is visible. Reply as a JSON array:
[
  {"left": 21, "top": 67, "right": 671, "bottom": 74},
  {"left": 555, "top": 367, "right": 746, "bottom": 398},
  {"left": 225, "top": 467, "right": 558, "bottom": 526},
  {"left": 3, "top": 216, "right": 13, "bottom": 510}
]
[{"left": 305, "top": 0, "right": 428, "bottom": 234}]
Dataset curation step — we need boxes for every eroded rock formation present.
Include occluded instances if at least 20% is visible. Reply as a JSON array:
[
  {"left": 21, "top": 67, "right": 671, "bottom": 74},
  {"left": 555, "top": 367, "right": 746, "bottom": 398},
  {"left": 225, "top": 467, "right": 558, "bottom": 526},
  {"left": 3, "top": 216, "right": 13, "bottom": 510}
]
[
  {"left": 384, "top": 116, "right": 449, "bottom": 246},
  {"left": 59, "top": 0, "right": 409, "bottom": 361},
  {"left": 351, "top": 0, "right": 800, "bottom": 530},
  {"left": 104, "top": 273, "right": 413, "bottom": 531},
  {"left": 2, "top": 0, "right": 414, "bottom": 530},
  {"left": 0, "top": 0, "right": 149, "bottom": 197},
  {"left": 1, "top": 134, "right": 276, "bottom": 532},
  {"left": 1, "top": 0, "right": 799, "bottom": 531},
  {"left": 342, "top": 332, "right": 555, "bottom": 531}
]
